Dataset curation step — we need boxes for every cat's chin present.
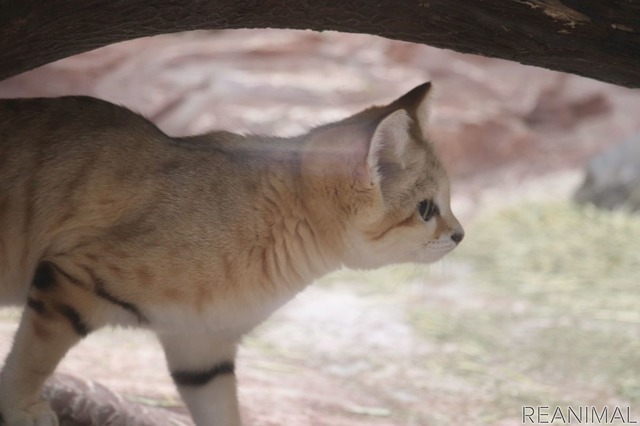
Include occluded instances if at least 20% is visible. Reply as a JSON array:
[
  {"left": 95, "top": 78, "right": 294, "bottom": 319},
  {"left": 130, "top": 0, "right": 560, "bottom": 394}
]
[
  {"left": 343, "top": 249, "right": 451, "bottom": 271},
  {"left": 419, "top": 248, "right": 457, "bottom": 264}
]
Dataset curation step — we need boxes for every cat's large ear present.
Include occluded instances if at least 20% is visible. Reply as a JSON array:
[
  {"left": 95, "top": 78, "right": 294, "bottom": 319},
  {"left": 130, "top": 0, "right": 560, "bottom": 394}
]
[
  {"left": 366, "top": 109, "right": 413, "bottom": 186},
  {"left": 392, "top": 81, "right": 432, "bottom": 140},
  {"left": 365, "top": 82, "right": 432, "bottom": 185}
]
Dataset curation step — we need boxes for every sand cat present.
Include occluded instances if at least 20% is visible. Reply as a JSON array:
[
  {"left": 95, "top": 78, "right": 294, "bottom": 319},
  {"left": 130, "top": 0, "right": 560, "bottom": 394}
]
[{"left": 0, "top": 82, "right": 463, "bottom": 426}]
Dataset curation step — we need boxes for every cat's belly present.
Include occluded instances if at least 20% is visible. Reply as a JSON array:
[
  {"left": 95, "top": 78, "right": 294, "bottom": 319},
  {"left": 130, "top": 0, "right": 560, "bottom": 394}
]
[
  {"left": 44, "top": 241, "right": 309, "bottom": 337},
  {"left": 143, "top": 292, "right": 289, "bottom": 338}
]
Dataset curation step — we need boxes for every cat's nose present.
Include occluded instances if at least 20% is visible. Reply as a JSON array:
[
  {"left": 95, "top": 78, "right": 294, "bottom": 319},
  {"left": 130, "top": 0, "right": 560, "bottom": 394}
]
[{"left": 451, "top": 232, "right": 464, "bottom": 244}]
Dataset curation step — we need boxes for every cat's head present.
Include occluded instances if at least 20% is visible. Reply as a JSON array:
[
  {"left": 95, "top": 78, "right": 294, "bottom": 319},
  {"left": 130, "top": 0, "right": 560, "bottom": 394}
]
[{"left": 303, "top": 82, "right": 464, "bottom": 269}]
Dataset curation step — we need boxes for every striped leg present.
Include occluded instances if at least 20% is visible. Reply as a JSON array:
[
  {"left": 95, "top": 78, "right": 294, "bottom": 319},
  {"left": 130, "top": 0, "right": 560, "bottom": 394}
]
[
  {"left": 159, "top": 333, "right": 241, "bottom": 426},
  {"left": 0, "top": 264, "right": 93, "bottom": 426}
]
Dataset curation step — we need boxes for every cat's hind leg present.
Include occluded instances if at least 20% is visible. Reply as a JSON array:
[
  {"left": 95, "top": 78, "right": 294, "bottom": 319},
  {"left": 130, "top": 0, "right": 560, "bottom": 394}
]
[
  {"left": 0, "top": 262, "right": 97, "bottom": 426},
  {"left": 159, "top": 333, "right": 241, "bottom": 426}
]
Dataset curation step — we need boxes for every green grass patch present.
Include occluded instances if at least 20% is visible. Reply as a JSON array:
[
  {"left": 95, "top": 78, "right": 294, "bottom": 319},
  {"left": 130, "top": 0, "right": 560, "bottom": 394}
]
[
  {"left": 460, "top": 202, "right": 640, "bottom": 319},
  {"left": 440, "top": 201, "right": 640, "bottom": 412}
]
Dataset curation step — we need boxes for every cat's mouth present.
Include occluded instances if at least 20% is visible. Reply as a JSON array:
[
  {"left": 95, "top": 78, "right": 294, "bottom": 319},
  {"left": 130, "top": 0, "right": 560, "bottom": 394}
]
[
  {"left": 419, "top": 240, "right": 459, "bottom": 262},
  {"left": 426, "top": 240, "right": 458, "bottom": 251}
]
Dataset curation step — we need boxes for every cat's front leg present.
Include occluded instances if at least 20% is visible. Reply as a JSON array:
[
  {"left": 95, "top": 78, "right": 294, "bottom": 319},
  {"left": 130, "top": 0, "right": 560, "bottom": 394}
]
[
  {"left": 0, "top": 304, "right": 83, "bottom": 426},
  {"left": 158, "top": 333, "right": 241, "bottom": 426},
  {"left": 0, "top": 263, "right": 97, "bottom": 426}
]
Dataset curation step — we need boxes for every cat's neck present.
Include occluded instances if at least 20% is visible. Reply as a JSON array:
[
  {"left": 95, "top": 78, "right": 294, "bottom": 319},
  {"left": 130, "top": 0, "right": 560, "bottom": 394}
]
[
  {"left": 189, "top": 131, "right": 353, "bottom": 292},
  {"left": 250, "top": 162, "right": 345, "bottom": 291}
]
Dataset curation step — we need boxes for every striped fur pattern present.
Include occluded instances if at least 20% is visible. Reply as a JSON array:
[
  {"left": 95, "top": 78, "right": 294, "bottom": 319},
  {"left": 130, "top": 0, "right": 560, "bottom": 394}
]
[{"left": 0, "top": 83, "right": 463, "bottom": 426}]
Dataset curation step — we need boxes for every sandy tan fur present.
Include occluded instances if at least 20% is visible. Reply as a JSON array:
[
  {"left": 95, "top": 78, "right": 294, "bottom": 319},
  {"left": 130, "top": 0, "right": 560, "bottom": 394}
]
[{"left": 0, "top": 83, "right": 463, "bottom": 426}]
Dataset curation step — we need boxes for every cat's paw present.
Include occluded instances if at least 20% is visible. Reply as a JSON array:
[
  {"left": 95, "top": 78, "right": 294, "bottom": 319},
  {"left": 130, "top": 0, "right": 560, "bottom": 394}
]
[{"left": 1, "top": 401, "right": 58, "bottom": 426}]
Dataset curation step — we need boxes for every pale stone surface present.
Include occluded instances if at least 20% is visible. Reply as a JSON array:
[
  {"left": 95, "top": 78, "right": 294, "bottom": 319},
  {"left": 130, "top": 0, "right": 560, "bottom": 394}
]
[{"left": 574, "top": 134, "right": 640, "bottom": 212}]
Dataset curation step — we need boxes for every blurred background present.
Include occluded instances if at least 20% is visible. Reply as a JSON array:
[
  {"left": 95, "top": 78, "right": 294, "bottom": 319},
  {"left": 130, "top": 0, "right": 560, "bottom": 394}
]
[{"left": 1, "top": 29, "right": 639, "bottom": 425}]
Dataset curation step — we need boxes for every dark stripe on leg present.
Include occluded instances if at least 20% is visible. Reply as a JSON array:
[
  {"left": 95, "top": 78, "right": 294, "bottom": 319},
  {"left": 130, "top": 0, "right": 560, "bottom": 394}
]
[
  {"left": 171, "top": 361, "right": 235, "bottom": 387},
  {"left": 56, "top": 304, "right": 90, "bottom": 337},
  {"left": 50, "top": 263, "right": 87, "bottom": 289},
  {"left": 84, "top": 267, "right": 147, "bottom": 324},
  {"left": 32, "top": 262, "right": 56, "bottom": 291},
  {"left": 95, "top": 286, "right": 147, "bottom": 324},
  {"left": 26, "top": 297, "right": 46, "bottom": 315}
]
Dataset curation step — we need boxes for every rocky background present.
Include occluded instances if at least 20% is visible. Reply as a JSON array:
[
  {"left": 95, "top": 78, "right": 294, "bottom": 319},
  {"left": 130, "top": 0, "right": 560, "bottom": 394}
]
[{"left": 1, "top": 29, "right": 639, "bottom": 425}]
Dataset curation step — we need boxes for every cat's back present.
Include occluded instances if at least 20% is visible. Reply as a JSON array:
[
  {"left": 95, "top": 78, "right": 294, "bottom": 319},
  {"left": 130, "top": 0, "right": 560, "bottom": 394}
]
[
  {"left": 0, "top": 95, "right": 255, "bottom": 174},
  {"left": 0, "top": 95, "right": 264, "bottom": 248},
  {"left": 1, "top": 96, "right": 153, "bottom": 127},
  {"left": 0, "top": 96, "right": 176, "bottom": 214},
  {"left": 0, "top": 96, "right": 166, "bottom": 152}
]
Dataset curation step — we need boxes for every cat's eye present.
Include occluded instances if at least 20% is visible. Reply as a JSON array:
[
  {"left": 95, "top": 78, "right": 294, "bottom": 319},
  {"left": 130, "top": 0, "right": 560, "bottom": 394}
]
[{"left": 418, "top": 199, "right": 439, "bottom": 222}]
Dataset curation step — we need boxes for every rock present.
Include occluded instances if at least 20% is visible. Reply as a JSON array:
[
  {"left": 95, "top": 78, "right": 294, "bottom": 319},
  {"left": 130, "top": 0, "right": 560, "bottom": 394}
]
[{"left": 574, "top": 135, "right": 640, "bottom": 212}]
